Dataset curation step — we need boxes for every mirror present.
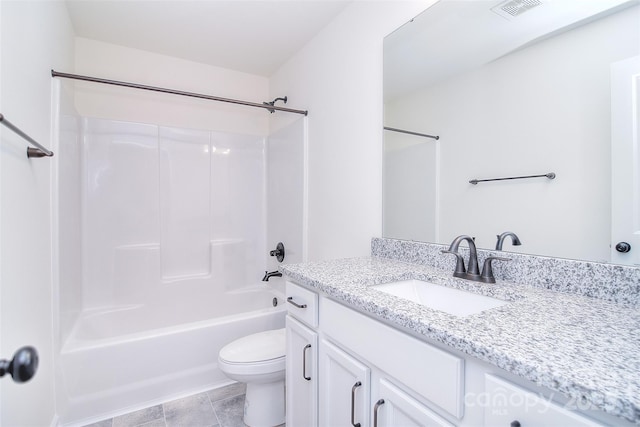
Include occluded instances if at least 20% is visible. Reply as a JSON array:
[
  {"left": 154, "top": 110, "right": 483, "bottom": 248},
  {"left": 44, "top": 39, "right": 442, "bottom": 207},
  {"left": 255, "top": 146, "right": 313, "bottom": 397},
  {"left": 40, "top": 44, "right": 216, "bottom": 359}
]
[{"left": 383, "top": 0, "right": 640, "bottom": 265}]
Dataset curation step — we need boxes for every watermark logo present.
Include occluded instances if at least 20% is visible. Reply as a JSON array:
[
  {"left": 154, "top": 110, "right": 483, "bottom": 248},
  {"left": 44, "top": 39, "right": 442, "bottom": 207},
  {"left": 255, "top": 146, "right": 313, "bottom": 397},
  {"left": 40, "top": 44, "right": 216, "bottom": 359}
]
[{"left": 464, "top": 387, "right": 594, "bottom": 416}]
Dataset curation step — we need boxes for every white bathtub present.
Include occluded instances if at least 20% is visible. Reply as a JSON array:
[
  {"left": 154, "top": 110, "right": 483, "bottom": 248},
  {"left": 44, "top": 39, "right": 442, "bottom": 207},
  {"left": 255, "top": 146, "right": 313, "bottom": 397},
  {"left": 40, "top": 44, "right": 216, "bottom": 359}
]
[{"left": 58, "top": 286, "right": 286, "bottom": 426}]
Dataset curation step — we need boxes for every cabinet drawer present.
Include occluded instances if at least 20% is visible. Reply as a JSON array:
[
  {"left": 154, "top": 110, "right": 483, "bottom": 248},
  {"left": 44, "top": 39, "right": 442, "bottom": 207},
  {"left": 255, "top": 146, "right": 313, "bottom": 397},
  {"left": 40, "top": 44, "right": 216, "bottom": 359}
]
[
  {"left": 484, "top": 375, "right": 601, "bottom": 426},
  {"left": 285, "top": 281, "right": 318, "bottom": 327},
  {"left": 321, "top": 298, "right": 464, "bottom": 419}
]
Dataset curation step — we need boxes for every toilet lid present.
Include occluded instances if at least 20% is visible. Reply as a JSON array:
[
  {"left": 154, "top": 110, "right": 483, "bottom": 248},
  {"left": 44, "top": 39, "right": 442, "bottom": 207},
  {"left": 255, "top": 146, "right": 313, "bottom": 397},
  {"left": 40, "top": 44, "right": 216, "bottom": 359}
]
[{"left": 219, "top": 328, "right": 286, "bottom": 364}]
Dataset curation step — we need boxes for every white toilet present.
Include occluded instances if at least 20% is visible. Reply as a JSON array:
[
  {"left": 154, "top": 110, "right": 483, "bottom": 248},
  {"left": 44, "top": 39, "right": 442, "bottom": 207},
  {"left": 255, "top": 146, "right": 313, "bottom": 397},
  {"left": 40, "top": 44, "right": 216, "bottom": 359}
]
[{"left": 218, "top": 328, "right": 286, "bottom": 427}]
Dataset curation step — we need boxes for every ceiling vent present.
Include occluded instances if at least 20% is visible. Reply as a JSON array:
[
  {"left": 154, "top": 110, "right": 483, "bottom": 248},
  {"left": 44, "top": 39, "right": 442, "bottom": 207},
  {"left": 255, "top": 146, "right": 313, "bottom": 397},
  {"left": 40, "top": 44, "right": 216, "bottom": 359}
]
[{"left": 491, "top": 0, "right": 543, "bottom": 20}]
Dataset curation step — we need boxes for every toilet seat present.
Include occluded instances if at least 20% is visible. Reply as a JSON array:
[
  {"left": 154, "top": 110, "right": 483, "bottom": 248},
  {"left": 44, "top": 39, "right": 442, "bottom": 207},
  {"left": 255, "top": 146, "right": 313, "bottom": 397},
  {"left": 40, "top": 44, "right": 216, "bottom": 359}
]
[
  {"left": 218, "top": 328, "right": 286, "bottom": 376},
  {"left": 219, "top": 328, "right": 285, "bottom": 363}
]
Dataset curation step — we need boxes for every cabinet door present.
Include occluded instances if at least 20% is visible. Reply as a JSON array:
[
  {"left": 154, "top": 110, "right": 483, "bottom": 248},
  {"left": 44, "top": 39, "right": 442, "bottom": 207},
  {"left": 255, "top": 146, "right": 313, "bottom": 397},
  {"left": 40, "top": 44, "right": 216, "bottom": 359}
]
[
  {"left": 286, "top": 316, "right": 318, "bottom": 427},
  {"left": 321, "top": 297, "right": 464, "bottom": 419},
  {"left": 373, "top": 378, "right": 454, "bottom": 427},
  {"left": 319, "top": 338, "right": 371, "bottom": 427}
]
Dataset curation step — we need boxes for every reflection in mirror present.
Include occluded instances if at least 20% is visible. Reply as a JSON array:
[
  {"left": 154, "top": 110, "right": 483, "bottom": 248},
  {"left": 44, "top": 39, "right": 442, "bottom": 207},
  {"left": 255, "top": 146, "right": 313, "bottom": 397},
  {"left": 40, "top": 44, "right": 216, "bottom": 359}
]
[{"left": 383, "top": 0, "right": 640, "bottom": 265}]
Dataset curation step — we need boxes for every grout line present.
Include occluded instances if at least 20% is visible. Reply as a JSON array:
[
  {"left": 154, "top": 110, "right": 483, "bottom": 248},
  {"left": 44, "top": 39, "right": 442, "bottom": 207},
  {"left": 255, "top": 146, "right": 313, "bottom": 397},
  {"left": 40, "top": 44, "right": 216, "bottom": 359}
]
[
  {"left": 206, "top": 390, "right": 223, "bottom": 427},
  {"left": 133, "top": 419, "right": 166, "bottom": 427}
]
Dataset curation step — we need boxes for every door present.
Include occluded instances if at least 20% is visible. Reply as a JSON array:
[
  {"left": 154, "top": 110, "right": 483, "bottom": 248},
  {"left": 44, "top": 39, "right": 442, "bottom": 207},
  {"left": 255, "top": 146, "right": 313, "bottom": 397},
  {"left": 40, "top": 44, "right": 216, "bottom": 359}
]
[
  {"left": 286, "top": 315, "right": 318, "bottom": 427},
  {"left": 611, "top": 55, "right": 640, "bottom": 265},
  {"left": 319, "top": 338, "right": 371, "bottom": 427}
]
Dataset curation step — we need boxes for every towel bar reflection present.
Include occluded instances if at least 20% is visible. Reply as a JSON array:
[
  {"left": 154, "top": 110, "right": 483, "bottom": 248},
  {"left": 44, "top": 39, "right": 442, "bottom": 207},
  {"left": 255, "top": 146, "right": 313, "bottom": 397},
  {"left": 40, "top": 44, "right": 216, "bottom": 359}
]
[
  {"left": 469, "top": 173, "right": 555, "bottom": 185},
  {"left": 384, "top": 126, "right": 439, "bottom": 140},
  {"left": 0, "top": 113, "right": 54, "bottom": 158}
]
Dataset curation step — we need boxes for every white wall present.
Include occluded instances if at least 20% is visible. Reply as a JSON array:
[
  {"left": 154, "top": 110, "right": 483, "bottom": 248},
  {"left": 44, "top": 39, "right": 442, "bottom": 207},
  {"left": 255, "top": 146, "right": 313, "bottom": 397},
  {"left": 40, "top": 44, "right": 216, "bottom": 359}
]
[
  {"left": 385, "top": 6, "right": 639, "bottom": 262},
  {"left": 54, "top": 80, "right": 82, "bottom": 349},
  {"left": 0, "top": 1, "right": 75, "bottom": 425},
  {"left": 269, "top": 1, "right": 434, "bottom": 261},
  {"left": 74, "top": 38, "right": 270, "bottom": 136}
]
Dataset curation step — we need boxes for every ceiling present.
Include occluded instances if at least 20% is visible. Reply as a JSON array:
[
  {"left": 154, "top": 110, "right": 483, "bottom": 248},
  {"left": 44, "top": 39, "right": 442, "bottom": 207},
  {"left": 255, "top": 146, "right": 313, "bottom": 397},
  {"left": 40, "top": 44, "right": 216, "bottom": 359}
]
[
  {"left": 384, "top": 0, "right": 639, "bottom": 100},
  {"left": 65, "top": 0, "right": 351, "bottom": 77}
]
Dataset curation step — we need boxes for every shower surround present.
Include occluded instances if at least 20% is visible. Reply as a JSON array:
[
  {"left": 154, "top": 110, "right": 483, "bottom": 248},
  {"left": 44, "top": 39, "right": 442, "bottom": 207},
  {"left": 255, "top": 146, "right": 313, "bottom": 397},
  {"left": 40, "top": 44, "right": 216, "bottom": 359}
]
[
  {"left": 53, "top": 82, "right": 303, "bottom": 424},
  {"left": 80, "top": 118, "right": 266, "bottom": 308}
]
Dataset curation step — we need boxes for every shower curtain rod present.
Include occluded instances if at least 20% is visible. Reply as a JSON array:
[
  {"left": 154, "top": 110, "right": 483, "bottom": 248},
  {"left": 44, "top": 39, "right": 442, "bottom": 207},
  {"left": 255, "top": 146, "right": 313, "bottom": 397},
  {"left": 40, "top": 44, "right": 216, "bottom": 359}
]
[{"left": 51, "top": 70, "right": 308, "bottom": 116}]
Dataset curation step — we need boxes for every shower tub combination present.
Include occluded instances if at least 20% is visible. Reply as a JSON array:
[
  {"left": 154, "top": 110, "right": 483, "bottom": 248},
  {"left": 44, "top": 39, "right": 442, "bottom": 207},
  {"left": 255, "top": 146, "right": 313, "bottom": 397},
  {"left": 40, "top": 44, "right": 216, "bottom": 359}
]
[
  {"left": 59, "top": 285, "right": 285, "bottom": 425},
  {"left": 54, "top": 80, "right": 304, "bottom": 425}
]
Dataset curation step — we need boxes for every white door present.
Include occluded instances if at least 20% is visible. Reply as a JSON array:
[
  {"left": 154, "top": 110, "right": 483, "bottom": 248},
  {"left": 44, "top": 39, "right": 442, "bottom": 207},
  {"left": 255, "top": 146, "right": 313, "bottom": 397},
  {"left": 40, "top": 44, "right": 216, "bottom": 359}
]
[
  {"left": 285, "top": 316, "right": 318, "bottom": 427},
  {"left": 374, "top": 378, "right": 454, "bottom": 427},
  {"left": 319, "top": 338, "right": 371, "bottom": 427},
  {"left": 611, "top": 55, "right": 640, "bottom": 265}
]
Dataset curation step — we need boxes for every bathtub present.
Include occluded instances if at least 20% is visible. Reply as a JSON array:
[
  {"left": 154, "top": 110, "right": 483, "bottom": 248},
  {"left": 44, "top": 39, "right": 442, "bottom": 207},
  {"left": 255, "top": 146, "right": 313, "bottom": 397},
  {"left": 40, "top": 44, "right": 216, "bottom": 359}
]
[{"left": 58, "top": 286, "right": 286, "bottom": 426}]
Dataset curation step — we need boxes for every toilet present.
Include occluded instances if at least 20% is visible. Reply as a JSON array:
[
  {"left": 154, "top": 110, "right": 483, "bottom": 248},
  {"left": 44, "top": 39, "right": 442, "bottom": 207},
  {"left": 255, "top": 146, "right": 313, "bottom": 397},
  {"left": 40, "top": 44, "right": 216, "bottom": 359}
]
[{"left": 218, "top": 328, "right": 286, "bottom": 427}]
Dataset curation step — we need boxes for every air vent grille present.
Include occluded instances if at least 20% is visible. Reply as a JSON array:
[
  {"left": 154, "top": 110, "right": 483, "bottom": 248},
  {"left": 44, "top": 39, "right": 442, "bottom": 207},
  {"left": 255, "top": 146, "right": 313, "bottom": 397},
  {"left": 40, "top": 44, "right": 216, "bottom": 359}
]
[{"left": 491, "top": 0, "right": 542, "bottom": 20}]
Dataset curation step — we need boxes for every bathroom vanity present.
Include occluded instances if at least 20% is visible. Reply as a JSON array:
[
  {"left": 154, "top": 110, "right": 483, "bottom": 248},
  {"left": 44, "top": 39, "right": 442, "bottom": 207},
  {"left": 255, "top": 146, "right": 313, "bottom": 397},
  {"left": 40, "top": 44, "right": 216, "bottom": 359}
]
[{"left": 281, "top": 238, "right": 640, "bottom": 427}]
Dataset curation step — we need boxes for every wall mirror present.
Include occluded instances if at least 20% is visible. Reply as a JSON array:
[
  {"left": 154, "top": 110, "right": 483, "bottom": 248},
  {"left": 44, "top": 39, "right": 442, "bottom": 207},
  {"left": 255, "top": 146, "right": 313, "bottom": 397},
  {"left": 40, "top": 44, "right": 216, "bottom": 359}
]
[{"left": 383, "top": 0, "right": 640, "bottom": 265}]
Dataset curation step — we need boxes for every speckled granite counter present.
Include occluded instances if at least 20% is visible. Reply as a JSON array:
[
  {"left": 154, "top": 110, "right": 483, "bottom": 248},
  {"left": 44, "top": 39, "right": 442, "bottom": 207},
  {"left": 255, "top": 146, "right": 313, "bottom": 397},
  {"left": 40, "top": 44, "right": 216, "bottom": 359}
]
[{"left": 280, "top": 255, "right": 640, "bottom": 424}]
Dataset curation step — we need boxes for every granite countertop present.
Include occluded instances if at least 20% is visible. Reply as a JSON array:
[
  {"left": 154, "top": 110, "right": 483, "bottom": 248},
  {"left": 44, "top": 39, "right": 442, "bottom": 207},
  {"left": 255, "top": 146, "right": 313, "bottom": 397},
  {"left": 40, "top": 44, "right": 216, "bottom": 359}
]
[{"left": 280, "top": 256, "right": 640, "bottom": 424}]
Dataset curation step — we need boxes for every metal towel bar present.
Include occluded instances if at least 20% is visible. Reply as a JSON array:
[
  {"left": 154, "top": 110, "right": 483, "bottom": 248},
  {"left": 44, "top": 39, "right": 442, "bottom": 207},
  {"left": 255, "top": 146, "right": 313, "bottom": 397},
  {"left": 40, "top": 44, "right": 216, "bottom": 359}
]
[
  {"left": 469, "top": 172, "right": 555, "bottom": 185},
  {"left": 384, "top": 126, "right": 439, "bottom": 140},
  {"left": 0, "top": 113, "right": 53, "bottom": 158}
]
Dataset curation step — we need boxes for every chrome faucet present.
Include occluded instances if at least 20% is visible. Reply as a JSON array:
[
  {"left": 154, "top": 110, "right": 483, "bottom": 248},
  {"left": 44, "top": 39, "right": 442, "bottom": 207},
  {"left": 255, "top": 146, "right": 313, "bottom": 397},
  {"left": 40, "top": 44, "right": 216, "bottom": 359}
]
[
  {"left": 262, "top": 270, "right": 282, "bottom": 281},
  {"left": 441, "top": 235, "right": 510, "bottom": 283},
  {"left": 496, "top": 231, "right": 521, "bottom": 251}
]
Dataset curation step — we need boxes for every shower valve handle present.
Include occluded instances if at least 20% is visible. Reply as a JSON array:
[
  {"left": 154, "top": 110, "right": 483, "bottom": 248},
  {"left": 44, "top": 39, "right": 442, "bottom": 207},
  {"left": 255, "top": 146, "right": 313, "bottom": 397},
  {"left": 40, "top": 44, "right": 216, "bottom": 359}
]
[
  {"left": 270, "top": 242, "right": 285, "bottom": 262},
  {"left": 616, "top": 242, "right": 631, "bottom": 253}
]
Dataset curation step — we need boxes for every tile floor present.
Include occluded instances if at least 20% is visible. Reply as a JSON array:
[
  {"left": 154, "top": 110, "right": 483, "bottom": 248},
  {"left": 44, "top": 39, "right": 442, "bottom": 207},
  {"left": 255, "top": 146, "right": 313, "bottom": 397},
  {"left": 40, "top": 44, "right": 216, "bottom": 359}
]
[{"left": 84, "top": 382, "right": 254, "bottom": 427}]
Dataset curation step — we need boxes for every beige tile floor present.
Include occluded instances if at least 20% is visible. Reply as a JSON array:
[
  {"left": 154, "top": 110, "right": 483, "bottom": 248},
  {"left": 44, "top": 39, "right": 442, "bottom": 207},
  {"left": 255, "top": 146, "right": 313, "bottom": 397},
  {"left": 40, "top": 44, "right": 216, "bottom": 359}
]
[{"left": 83, "top": 383, "right": 255, "bottom": 427}]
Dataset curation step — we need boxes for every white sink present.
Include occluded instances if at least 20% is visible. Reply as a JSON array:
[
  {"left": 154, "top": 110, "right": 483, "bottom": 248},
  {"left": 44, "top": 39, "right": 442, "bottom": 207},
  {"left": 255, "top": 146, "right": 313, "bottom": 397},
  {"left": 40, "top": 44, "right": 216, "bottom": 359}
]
[{"left": 372, "top": 279, "right": 507, "bottom": 317}]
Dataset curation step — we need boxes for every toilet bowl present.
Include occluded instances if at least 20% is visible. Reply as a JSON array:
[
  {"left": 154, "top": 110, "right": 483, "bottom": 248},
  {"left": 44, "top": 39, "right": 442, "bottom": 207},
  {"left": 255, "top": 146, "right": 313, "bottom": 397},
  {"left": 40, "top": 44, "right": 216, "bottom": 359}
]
[{"left": 218, "top": 328, "right": 286, "bottom": 427}]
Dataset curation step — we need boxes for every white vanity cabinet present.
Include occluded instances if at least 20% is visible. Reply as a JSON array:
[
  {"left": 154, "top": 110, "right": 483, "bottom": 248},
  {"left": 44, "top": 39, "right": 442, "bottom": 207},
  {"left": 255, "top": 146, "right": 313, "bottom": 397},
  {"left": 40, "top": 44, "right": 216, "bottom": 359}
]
[
  {"left": 285, "top": 282, "right": 318, "bottom": 427},
  {"left": 285, "top": 280, "right": 611, "bottom": 427},
  {"left": 318, "top": 336, "right": 454, "bottom": 427},
  {"left": 320, "top": 297, "right": 461, "bottom": 427}
]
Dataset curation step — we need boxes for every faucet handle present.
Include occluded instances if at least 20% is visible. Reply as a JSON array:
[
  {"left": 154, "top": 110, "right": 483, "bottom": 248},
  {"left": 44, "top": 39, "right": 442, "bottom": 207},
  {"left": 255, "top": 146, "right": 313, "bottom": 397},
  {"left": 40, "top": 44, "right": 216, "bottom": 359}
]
[
  {"left": 440, "top": 250, "right": 466, "bottom": 278},
  {"left": 269, "top": 242, "right": 285, "bottom": 262},
  {"left": 480, "top": 256, "right": 511, "bottom": 283}
]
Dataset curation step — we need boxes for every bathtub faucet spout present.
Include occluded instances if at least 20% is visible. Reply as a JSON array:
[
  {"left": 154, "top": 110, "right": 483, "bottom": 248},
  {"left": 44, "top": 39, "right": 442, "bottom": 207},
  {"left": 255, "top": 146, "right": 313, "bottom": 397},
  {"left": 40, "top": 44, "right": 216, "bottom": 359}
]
[{"left": 262, "top": 270, "right": 282, "bottom": 281}]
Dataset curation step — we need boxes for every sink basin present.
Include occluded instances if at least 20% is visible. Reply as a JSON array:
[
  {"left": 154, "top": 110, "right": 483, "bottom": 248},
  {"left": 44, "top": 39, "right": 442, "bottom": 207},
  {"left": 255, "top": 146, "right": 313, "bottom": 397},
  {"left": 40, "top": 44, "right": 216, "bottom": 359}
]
[{"left": 372, "top": 279, "right": 507, "bottom": 317}]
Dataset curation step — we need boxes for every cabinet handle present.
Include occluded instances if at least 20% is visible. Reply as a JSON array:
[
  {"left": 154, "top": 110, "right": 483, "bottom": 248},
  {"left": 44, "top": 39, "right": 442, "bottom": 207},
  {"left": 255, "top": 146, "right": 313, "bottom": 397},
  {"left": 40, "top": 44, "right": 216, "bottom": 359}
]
[
  {"left": 373, "top": 398, "right": 385, "bottom": 427},
  {"left": 302, "top": 344, "right": 311, "bottom": 381},
  {"left": 287, "top": 297, "right": 307, "bottom": 309},
  {"left": 351, "top": 381, "right": 362, "bottom": 427}
]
